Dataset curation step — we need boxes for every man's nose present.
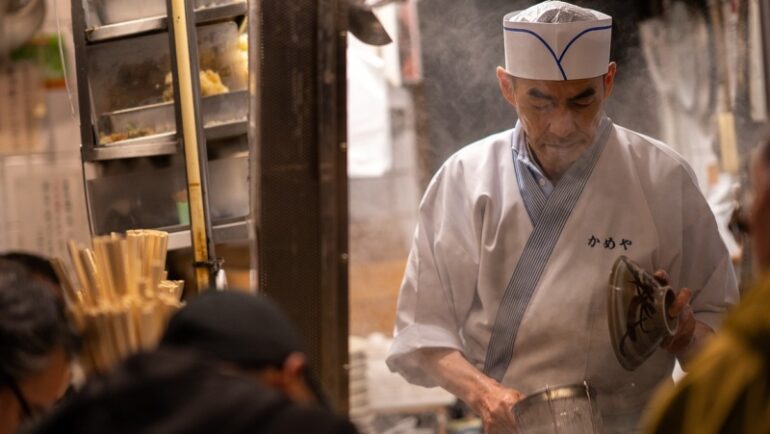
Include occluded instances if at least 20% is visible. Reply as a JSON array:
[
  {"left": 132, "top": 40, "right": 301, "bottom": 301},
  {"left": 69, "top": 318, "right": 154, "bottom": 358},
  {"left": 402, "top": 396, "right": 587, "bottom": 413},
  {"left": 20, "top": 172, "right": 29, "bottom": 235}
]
[{"left": 548, "top": 108, "right": 578, "bottom": 139}]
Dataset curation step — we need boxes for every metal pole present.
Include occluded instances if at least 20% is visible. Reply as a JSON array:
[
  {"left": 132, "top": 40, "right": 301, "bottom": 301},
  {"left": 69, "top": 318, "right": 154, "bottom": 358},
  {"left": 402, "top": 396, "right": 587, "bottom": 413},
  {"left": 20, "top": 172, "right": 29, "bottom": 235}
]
[
  {"left": 760, "top": 0, "right": 770, "bottom": 113},
  {"left": 247, "top": 0, "right": 262, "bottom": 291},
  {"left": 70, "top": 0, "right": 97, "bottom": 237},
  {"left": 166, "top": 0, "right": 218, "bottom": 292}
]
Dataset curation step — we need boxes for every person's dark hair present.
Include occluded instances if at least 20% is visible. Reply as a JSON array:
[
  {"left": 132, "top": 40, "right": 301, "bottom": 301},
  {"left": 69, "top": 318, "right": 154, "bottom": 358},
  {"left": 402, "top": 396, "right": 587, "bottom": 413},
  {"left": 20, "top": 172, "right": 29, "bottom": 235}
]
[
  {"left": 0, "top": 260, "right": 78, "bottom": 387},
  {"left": 0, "top": 251, "right": 60, "bottom": 286}
]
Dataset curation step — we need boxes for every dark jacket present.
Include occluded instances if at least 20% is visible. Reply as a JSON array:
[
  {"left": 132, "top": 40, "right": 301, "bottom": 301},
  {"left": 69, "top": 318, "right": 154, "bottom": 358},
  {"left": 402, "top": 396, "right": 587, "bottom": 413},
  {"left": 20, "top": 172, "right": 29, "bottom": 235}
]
[{"left": 27, "top": 349, "right": 359, "bottom": 434}]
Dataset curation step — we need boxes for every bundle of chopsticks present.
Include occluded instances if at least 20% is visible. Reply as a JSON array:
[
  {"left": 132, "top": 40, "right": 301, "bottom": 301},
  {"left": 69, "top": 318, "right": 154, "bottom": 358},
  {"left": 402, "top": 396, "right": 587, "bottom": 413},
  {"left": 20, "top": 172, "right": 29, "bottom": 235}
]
[{"left": 54, "top": 230, "right": 184, "bottom": 374}]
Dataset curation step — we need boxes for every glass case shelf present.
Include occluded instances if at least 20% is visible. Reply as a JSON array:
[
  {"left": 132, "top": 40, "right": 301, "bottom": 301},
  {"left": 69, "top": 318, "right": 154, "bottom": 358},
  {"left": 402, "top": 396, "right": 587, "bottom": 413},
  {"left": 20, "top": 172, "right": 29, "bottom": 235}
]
[
  {"left": 84, "top": 0, "right": 247, "bottom": 42},
  {"left": 86, "top": 154, "right": 249, "bottom": 235}
]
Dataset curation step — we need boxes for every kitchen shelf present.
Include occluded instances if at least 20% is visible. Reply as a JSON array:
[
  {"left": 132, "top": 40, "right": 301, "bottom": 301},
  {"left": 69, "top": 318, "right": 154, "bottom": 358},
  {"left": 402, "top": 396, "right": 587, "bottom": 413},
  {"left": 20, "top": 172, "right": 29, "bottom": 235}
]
[
  {"left": 83, "top": 138, "right": 177, "bottom": 161},
  {"left": 167, "top": 218, "right": 249, "bottom": 250},
  {"left": 73, "top": 0, "right": 253, "bottom": 259},
  {"left": 83, "top": 120, "right": 247, "bottom": 161},
  {"left": 85, "top": 1, "right": 247, "bottom": 43}
]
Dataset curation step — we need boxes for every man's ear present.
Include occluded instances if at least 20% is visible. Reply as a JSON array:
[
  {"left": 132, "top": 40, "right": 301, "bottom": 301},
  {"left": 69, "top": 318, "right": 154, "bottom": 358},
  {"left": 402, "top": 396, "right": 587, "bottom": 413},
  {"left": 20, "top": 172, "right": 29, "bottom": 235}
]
[
  {"left": 496, "top": 66, "right": 517, "bottom": 107},
  {"left": 603, "top": 62, "right": 617, "bottom": 98},
  {"left": 280, "top": 353, "right": 316, "bottom": 405},
  {"left": 282, "top": 352, "right": 306, "bottom": 379}
]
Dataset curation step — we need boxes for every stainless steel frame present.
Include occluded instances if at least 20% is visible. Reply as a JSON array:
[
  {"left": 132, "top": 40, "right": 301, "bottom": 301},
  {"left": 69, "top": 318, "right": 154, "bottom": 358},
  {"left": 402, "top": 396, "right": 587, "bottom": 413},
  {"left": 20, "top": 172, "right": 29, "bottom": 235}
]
[
  {"left": 86, "top": 2, "right": 246, "bottom": 43},
  {"left": 762, "top": 0, "right": 770, "bottom": 113}
]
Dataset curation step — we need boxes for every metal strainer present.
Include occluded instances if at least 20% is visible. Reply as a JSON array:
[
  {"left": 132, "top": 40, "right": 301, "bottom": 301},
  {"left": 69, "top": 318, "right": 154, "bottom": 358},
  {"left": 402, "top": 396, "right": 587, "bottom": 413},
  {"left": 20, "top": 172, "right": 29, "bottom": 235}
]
[{"left": 512, "top": 382, "right": 602, "bottom": 434}]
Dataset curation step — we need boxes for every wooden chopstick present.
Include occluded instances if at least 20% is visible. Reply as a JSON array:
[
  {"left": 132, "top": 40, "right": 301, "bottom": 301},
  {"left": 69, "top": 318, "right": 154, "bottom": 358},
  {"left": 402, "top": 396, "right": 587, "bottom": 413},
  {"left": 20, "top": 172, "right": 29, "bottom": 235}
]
[{"left": 64, "top": 229, "right": 181, "bottom": 375}]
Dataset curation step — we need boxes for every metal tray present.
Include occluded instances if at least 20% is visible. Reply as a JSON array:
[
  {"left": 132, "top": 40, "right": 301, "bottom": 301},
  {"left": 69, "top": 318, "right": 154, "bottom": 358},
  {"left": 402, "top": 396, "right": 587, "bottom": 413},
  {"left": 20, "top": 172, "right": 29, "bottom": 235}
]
[
  {"left": 87, "top": 21, "right": 246, "bottom": 117},
  {"left": 85, "top": 2, "right": 248, "bottom": 43},
  {"left": 89, "top": 0, "right": 237, "bottom": 26},
  {"left": 96, "top": 90, "right": 248, "bottom": 146}
]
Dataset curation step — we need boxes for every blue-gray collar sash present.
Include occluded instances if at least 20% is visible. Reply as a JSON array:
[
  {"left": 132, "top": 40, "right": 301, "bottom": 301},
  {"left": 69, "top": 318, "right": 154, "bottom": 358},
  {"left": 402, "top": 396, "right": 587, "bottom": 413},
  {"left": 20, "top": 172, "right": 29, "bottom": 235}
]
[{"left": 483, "top": 117, "right": 612, "bottom": 381}]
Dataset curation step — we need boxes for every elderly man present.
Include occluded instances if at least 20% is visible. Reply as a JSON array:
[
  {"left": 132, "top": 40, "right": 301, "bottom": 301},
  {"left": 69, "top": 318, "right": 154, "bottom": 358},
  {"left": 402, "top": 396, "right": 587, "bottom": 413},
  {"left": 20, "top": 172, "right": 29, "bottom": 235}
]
[
  {"left": 642, "top": 135, "right": 770, "bottom": 434},
  {"left": 386, "top": 1, "right": 738, "bottom": 433}
]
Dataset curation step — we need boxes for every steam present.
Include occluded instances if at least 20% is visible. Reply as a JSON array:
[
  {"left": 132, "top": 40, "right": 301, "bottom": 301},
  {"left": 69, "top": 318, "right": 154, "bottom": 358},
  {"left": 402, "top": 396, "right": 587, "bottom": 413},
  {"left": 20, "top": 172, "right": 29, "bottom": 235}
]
[{"left": 414, "top": 0, "right": 662, "bottom": 185}]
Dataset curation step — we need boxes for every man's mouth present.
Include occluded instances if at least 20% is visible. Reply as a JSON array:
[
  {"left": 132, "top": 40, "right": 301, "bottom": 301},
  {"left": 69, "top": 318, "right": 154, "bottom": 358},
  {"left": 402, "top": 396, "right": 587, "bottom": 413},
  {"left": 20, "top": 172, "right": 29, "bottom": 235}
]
[{"left": 544, "top": 140, "right": 582, "bottom": 149}]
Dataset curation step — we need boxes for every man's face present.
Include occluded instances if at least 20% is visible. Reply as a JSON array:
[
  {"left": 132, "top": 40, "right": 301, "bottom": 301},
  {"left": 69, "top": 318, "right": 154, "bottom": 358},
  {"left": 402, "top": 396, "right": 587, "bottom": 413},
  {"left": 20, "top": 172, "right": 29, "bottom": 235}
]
[
  {"left": 750, "top": 150, "right": 770, "bottom": 273},
  {"left": 496, "top": 63, "right": 616, "bottom": 163},
  {"left": 0, "top": 347, "right": 70, "bottom": 434},
  {"left": 247, "top": 353, "right": 317, "bottom": 406}
]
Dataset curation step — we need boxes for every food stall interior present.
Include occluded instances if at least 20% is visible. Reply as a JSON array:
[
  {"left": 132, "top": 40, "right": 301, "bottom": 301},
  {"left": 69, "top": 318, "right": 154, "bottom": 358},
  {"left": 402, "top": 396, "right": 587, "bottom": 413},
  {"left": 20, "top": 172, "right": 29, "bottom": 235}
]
[
  {"left": 71, "top": 0, "right": 251, "bottom": 251},
  {"left": 3, "top": 0, "right": 770, "bottom": 430}
]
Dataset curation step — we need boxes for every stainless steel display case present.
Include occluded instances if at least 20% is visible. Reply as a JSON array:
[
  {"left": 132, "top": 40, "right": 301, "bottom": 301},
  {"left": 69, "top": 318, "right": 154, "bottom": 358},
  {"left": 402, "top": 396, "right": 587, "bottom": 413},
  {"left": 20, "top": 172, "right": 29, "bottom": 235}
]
[{"left": 72, "top": 0, "right": 251, "bottom": 250}]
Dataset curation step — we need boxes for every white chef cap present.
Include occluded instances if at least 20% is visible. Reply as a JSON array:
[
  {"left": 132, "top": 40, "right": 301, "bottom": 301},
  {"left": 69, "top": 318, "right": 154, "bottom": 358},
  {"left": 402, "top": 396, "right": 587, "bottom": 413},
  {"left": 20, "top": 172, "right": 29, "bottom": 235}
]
[{"left": 503, "top": 1, "right": 612, "bottom": 81}]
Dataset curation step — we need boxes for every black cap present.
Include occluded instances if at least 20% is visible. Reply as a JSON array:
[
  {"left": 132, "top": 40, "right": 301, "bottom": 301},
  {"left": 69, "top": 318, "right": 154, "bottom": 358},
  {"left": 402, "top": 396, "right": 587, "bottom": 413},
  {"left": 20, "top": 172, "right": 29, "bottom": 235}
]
[
  {"left": 159, "top": 290, "right": 332, "bottom": 408},
  {"left": 161, "top": 290, "right": 305, "bottom": 370}
]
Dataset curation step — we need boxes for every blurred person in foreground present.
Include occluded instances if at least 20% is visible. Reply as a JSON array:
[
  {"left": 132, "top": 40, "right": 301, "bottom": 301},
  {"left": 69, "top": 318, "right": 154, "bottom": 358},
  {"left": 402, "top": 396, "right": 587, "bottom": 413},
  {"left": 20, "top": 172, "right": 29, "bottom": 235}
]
[
  {"left": 643, "top": 137, "right": 770, "bottom": 433},
  {"left": 27, "top": 290, "right": 359, "bottom": 434},
  {"left": 0, "top": 260, "right": 78, "bottom": 434},
  {"left": 0, "top": 253, "right": 62, "bottom": 299}
]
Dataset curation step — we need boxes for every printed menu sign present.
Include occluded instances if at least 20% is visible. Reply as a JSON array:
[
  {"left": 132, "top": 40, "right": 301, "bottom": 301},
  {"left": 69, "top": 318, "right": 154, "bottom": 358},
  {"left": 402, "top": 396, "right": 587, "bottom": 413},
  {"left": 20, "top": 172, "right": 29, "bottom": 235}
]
[
  {"left": 0, "top": 158, "right": 90, "bottom": 259},
  {"left": 0, "top": 62, "right": 44, "bottom": 155}
]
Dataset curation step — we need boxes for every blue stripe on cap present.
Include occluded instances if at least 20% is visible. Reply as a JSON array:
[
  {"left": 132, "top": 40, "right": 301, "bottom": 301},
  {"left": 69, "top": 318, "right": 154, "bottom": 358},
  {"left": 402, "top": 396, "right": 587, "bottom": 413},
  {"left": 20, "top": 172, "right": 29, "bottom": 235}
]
[
  {"left": 558, "top": 25, "right": 613, "bottom": 63},
  {"left": 504, "top": 24, "right": 612, "bottom": 80},
  {"left": 504, "top": 27, "right": 567, "bottom": 80}
]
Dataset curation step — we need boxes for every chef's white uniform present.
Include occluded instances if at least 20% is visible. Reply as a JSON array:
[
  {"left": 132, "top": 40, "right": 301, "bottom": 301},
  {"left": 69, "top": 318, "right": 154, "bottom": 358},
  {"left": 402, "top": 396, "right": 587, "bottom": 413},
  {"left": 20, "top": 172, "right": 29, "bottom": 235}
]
[{"left": 386, "top": 118, "right": 739, "bottom": 433}]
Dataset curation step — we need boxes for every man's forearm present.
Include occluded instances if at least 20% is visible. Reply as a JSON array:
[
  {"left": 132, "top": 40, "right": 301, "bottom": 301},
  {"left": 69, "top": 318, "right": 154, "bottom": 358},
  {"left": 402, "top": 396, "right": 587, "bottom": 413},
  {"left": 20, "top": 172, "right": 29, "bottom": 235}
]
[
  {"left": 418, "top": 348, "right": 500, "bottom": 408},
  {"left": 418, "top": 349, "right": 521, "bottom": 433}
]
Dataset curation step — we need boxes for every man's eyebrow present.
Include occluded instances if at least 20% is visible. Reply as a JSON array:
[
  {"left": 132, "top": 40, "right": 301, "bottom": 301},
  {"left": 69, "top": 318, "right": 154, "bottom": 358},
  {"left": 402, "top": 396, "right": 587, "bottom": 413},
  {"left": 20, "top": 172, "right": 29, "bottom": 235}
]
[
  {"left": 527, "top": 88, "right": 555, "bottom": 101},
  {"left": 569, "top": 87, "right": 597, "bottom": 101}
]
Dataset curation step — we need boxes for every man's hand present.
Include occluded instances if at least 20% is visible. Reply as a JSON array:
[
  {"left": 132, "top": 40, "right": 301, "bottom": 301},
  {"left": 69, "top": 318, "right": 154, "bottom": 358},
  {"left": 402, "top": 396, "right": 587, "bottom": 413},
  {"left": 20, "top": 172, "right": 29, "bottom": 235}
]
[
  {"left": 419, "top": 349, "right": 522, "bottom": 434},
  {"left": 473, "top": 383, "right": 523, "bottom": 434},
  {"left": 653, "top": 270, "right": 696, "bottom": 355}
]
